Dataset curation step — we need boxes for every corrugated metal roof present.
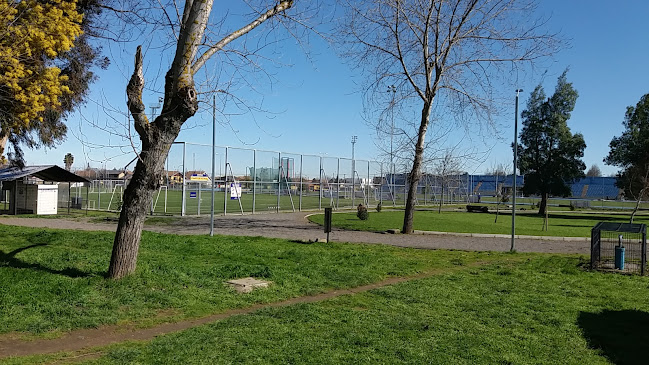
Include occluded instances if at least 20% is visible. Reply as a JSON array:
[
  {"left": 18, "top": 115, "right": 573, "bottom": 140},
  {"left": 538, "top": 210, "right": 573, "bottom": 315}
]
[
  {"left": 593, "top": 222, "right": 646, "bottom": 234},
  {"left": 0, "top": 165, "right": 89, "bottom": 183}
]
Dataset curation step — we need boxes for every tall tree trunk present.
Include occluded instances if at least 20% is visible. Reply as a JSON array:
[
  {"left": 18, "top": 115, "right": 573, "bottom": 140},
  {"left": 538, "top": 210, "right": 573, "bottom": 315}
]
[
  {"left": 538, "top": 192, "right": 548, "bottom": 216},
  {"left": 108, "top": 139, "right": 169, "bottom": 278},
  {"left": 438, "top": 185, "right": 443, "bottom": 214},
  {"left": 0, "top": 135, "right": 7, "bottom": 164},
  {"left": 106, "top": 1, "right": 293, "bottom": 279},
  {"left": 107, "top": 45, "right": 198, "bottom": 279},
  {"left": 403, "top": 102, "right": 431, "bottom": 234},
  {"left": 630, "top": 194, "right": 643, "bottom": 223}
]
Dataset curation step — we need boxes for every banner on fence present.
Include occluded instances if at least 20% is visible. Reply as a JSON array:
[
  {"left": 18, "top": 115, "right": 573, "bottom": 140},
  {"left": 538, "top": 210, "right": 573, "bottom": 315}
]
[
  {"left": 190, "top": 173, "right": 210, "bottom": 182},
  {"left": 230, "top": 183, "right": 241, "bottom": 200}
]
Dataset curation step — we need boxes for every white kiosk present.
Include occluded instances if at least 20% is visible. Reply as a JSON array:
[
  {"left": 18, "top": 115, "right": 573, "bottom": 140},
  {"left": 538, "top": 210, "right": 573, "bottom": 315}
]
[{"left": 0, "top": 165, "right": 89, "bottom": 215}]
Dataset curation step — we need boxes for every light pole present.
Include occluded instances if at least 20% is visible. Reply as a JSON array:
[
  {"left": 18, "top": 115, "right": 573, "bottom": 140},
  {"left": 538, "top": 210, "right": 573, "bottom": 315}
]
[
  {"left": 210, "top": 95, "right": 216, "bottom": 237},
  {"left": 388, "top": 85, "right": 396, "bottom": 203},
  {"left": 511, "top": 88, "right": 523, "bottom": 252},
  {"left": 351, "top": 135, "right": 358, "bottom": 207}
]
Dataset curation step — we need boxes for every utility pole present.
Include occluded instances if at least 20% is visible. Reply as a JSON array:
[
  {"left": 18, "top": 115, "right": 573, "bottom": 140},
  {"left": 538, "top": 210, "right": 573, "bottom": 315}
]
[
  {"left": 388, "top": 85, "right": 396, "bottom": 203},
  {"left": 351, "top": 135, "right": 358, "bottom": 207},
  {"left": 511, "top": 89, "right": 523, "bottom": 252}
]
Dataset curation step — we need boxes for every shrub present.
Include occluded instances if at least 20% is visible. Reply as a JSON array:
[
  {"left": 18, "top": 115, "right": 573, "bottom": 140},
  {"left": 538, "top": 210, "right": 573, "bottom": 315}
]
[
  {"left": 357, "top": 204, "right": 369, "bottom": 220},
  {"left": 376, "top": 202, "right": 382, "bottom": 213}
]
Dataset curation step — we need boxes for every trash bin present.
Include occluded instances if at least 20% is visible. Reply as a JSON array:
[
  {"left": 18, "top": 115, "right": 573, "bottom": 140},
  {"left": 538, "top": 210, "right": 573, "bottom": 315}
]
[{"left": 615, "top": 245, "right": 625, "bottom": 270}]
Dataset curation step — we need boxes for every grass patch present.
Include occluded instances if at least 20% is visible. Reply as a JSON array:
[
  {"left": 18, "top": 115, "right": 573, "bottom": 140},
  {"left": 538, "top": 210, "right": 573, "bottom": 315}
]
[
  {"left": 0, "top": 209, "right": 115, "bottom": 221},
  {"left": 53, "top": 255, "right": 649, "bottom": 364},
  {"left": 309, "top": 210, "right": 649, "bottom": 237},
  {"left": 0, "top": 225, "right": 505, "bottom": 337}
]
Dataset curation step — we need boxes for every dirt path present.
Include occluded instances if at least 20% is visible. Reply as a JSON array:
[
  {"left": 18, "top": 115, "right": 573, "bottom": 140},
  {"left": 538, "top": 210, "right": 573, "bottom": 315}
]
[
  {"left": 0, "top": 211, "right": 590, "bottom": 254},
  {"left": 0, "top": 265, "right": 476, "bottom": 359}
]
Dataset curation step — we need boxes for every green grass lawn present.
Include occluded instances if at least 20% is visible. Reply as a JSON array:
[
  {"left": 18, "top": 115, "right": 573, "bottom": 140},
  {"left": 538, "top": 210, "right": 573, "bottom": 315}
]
[
  {"left": 82, "top": 188, "right": 377, "bottom": 215},
  {"left": 17, "top": 255, "right": 649, "bottom": 364},
  {"left": 0, "top": 225, "right": 504, "bottom": 337},
  {"left": 309, "top": 210, "right": 649, "bottom": 237}
]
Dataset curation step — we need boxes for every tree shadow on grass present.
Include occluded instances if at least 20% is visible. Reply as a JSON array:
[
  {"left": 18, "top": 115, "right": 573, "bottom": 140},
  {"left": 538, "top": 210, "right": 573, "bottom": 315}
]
[
  {"left": 0, "top": 243, "right": 97, "bottom": 278},
  {"left": 578, "top": 309, "right": 649, "bottom": 364}
]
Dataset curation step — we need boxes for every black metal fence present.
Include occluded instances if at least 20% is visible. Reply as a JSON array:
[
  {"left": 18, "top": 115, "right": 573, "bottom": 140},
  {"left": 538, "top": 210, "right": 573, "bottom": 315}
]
[{"left": 591, "top": 222, "right": 647, "bottom": 275}]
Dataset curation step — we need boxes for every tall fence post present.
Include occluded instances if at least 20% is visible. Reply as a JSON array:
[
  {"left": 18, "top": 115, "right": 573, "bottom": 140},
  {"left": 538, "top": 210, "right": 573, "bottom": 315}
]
[
  {"left": 181, "top": 142, "right": 186, "bottom": 216},
  {"left": 224, "top": 147, "right": 228, "bottom": 215},
  {"left": 367, "top": 161, "right": 370, "bottom": 206},
  {"left": 299, "top": 154, "right": 303, "bottom": 211},
  {"left": 336, "top": 158, "right": 340, "bottom": 210},
  {"left": 277, "top": 152, "right": 281, "bottom": 212},
  {"left": 642, "top": 229, "right": 647, "bottom": 276},
  {"left": 319, "top": 156, "right": 323, "bottom": 210},
  {"left": 379, "top": 163, "right": 383, "bottom": 207},
  {"left": 252, "top": 149, "right": 257, "bottom": 214},
  {"left": 404, "top": 171, "right": 407, "bottom": 207}
]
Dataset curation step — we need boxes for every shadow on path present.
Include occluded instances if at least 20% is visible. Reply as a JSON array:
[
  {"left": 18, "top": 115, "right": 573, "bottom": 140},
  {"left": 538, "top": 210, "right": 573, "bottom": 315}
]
[{"left": 578, "top": 309, "right": 649, "bottom": 365}]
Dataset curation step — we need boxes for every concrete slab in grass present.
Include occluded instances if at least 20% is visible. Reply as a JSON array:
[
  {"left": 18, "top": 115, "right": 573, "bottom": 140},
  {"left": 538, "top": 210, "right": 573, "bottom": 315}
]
[{"left": 226, "top": 277, "right": 272, "bottom": 294}]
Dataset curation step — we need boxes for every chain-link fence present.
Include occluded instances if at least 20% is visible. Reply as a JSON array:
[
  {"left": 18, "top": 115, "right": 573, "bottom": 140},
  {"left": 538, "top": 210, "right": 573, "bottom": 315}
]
[
  {"left": 69, "top": 142, "right": 475, "bottom": 216},
  {"left": 52, "top": 141, "right": 649, "bottom": 215}
]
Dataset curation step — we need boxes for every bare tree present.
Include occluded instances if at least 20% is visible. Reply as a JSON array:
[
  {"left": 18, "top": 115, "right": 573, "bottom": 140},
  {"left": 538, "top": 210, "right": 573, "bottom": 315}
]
[
  {"left": 432, "top": 150, "right": 464, "bottom": 213},
  {"left": 585, "top": 164, "right": 602, "bottom": 177},
  {"left": 108, "top": 1, "right": 300, "bottom": 279},
  {"left": 338, "top": 0, "right": 559, "bottom": 233},
  {"left": 487, "top": 162, "right": 508, "bottom": 222}
]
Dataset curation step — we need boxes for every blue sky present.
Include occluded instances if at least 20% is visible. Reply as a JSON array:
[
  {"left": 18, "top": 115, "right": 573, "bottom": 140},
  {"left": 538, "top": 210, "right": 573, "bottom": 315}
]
[{"left": 25, "top": 1, "right": 649, "bottom": 177}]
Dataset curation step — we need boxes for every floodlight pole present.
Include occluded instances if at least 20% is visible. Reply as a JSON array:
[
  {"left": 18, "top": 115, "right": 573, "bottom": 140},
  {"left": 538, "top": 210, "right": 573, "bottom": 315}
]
[
  {"left": 351, "top": 135, "right": 358, "bottom": 207},
  {"left": 388, "top": 85, "right": 396, "bottom": 204},
  {"left": 511, "top": 89, "right": 523, "bottom": 252},
  {"left": 210, "top": 95, "right": 216, "bottom": 236}
]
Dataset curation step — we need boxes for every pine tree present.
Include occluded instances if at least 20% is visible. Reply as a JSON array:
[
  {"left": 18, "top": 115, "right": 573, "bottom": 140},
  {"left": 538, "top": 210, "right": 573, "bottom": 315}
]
[
  {"left": 518, "top": 71, "right": 586, "bottom": 215},
  {"left": 605, "top": 93, "right": 649, "bottom": 222}
]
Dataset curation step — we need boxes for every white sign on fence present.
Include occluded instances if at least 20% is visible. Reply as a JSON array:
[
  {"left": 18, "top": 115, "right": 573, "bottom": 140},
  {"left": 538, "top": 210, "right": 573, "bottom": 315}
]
[{"left": 230, "top": 183, "right": 241, "bottom": 200}]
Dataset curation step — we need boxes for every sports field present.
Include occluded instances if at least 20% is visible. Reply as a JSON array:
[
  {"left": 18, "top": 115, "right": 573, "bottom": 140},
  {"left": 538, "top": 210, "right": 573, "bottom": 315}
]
[{"left": 308, "top": 210, "right": 649, "bottom": 237}]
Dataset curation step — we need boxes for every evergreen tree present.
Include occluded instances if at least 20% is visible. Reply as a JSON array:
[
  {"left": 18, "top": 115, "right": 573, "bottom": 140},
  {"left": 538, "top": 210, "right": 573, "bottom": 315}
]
[
  {"left": 518, "top": 71, "right": 586, "bottom": 215},
  {"left": 64, "top": 153, "right": 74, "bottom": 171},
  {"left": 605, "top": 93, "right": 649, "bottom": 222}
]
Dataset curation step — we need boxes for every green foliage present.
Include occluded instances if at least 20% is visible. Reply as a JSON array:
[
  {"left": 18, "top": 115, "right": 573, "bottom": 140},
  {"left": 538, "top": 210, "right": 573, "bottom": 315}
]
[
  {"left": 605, "top": 93, "right": 649, "bottom": 201},
  {"left": 0, "top": 0, "right": 108, "bottom": 166},
  {"left": 63, "top": 153, "right": 74, "bottom": 171},
  {"left": 357, "top": 204, "right": 369, "bottom": 220},
  {"left": 518, "top": 71, "right": 586, "bottom": 213}
]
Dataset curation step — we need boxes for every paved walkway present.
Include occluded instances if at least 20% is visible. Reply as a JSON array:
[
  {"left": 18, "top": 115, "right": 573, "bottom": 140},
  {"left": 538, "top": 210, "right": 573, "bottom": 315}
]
[{"left": 0, "top": 211, "right": 590, "bottom": 254}]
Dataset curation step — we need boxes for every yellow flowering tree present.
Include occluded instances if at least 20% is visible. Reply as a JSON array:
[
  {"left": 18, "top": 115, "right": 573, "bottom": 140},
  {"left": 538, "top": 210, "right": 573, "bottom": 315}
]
[{"left": 0, "top": 0, "right": 83, "bottom": 165}]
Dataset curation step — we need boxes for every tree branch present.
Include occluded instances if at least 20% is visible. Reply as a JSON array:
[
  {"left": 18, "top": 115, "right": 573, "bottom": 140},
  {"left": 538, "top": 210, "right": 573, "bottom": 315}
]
[
  {"left": 126, "top": 45, "right": 151, "bottom": 143},
  {"left": 192, "top": 0, "right": 294, "bottom": 74}
]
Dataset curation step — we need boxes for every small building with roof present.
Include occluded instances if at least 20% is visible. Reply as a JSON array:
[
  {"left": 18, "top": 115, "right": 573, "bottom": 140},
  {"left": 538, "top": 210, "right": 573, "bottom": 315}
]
[{"left": 0, "top": 165, "right": 89, "bottom": 215}]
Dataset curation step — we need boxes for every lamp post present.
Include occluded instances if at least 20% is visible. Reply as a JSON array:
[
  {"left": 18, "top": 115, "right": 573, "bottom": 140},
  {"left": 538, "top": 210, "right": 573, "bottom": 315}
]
[
  {"left": 511, "top": 88, "right": 523, "bottom": 252},
  {"left": 388, "top": 85, "right": 396, "bottom": 203},
  {"left": 351, "top": 135, "right": 358, "bottom": 207}
]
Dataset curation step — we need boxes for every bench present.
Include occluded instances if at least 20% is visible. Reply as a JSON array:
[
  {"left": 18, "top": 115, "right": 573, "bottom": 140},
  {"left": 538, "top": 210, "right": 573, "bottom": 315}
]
[{"left": 466, "top": 205, "right": 488, "bottom": 213}]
